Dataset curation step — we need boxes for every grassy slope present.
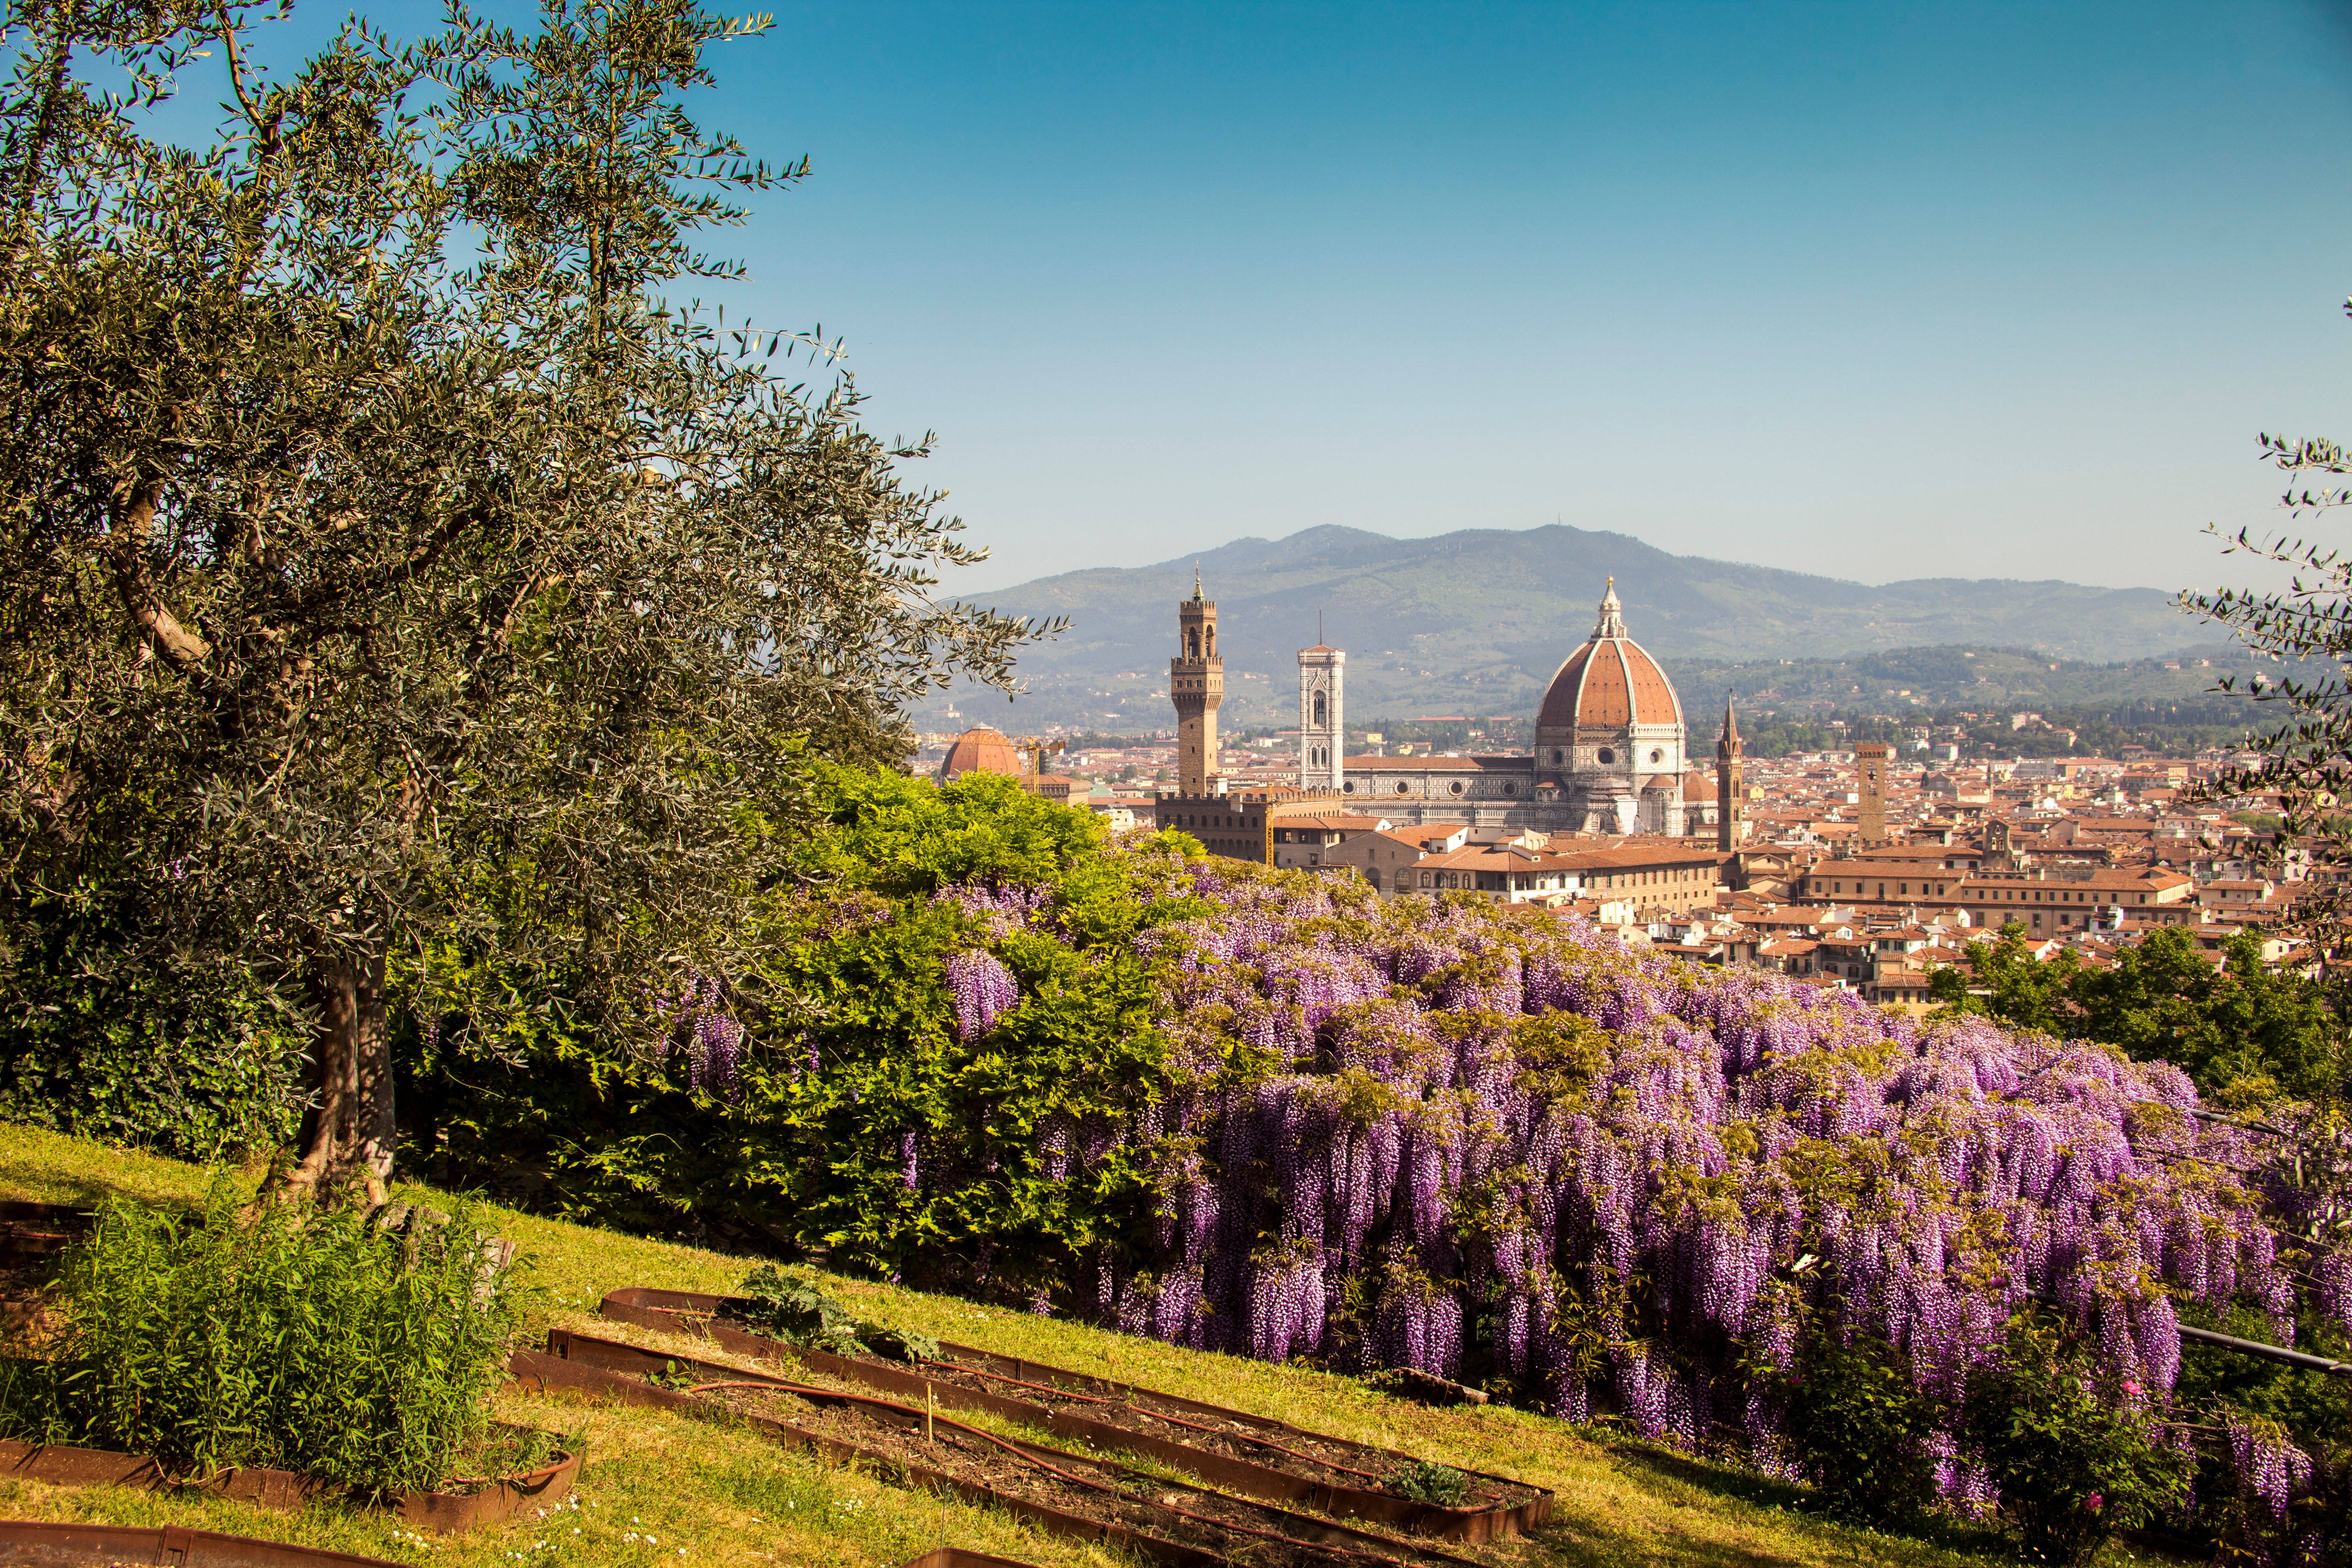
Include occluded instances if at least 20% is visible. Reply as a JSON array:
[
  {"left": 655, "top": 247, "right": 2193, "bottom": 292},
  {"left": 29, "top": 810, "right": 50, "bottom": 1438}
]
[{"left": 0, "top": 1124, "right": 2166, "bottom": 1568}]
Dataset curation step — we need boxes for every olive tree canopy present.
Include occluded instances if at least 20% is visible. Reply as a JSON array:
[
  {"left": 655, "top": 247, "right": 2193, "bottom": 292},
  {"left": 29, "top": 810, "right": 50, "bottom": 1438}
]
[{"left": 0, "top": 0, "right": 1053, "bottom": 1200}]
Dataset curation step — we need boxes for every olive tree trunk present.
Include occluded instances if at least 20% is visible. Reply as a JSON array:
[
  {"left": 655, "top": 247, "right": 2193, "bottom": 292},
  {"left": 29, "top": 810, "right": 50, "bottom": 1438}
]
[{"left": 282, "top": 949, "right": 396, "bottom": 1206}]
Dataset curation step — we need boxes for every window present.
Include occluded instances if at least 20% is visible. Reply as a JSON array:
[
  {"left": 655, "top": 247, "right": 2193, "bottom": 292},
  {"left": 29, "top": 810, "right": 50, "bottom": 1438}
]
[
  {"left": 1396, "top": 781, "right": 1408, "bottom": 794},
  {"left": 1550, "top": 749, "right": 1564, "bottom": 765},
  {"left": 1597, "top": 748, "right": 1616, "bottom": 764},
  {"left": 1650, "top": 748, "right": 1663, "bottom": 763},
  {"left": 1450, "top": 781, "right": 1465, "bottom": 795}
]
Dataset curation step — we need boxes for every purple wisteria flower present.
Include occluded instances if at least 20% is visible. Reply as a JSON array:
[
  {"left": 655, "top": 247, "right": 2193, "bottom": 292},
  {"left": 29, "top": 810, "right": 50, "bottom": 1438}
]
[
  {"left": 946, "top": 949, "right": 1019, "bottom": 1042},
  {"left": 653, "top": 971, "right": 745, "bottom": 1096}
]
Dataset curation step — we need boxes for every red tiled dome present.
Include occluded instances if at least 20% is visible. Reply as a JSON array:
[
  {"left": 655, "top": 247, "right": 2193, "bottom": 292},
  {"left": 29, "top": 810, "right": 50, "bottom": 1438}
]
[
  {"left": 1536, "top": 584, "right": 1683, "bottom": 730},
  {"left": 936, "top": 726, "right": 1021, "bottom": 782}
]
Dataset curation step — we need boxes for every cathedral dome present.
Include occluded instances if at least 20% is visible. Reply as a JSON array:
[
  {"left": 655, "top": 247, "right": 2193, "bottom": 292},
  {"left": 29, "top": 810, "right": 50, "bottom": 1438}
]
[
  {"left": 936, "top": 726, "right": 1021, "bottom": 783},
  {"left": 1535, "top": 582, "right": 1684, "bottom": 730}
]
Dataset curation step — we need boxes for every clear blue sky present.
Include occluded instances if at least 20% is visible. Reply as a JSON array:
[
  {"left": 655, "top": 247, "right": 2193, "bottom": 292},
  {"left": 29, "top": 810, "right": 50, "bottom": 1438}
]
[{"left": 168, "top": 2, "right": 2352, "bottom": 597}]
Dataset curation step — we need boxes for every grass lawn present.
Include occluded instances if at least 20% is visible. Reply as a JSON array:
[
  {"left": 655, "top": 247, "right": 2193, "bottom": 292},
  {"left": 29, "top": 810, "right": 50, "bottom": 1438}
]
[{"left": 0, "top": 1123, "right": 2185, "bottom": 1568}]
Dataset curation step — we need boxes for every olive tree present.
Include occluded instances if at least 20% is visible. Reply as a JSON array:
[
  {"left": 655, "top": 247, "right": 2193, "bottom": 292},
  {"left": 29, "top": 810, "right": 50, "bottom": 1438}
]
[{"left": 0, "top": 0, "right": 1052, "bottom": 1201}]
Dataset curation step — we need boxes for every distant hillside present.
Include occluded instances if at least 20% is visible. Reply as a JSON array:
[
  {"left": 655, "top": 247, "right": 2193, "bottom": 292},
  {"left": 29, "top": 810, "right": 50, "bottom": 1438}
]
[
  {"left": 927, "top": 524, "right": 2213, "bottom": 731},
  {"left": 1669, "top": 644, "right": 2257, "bottom": 715}
]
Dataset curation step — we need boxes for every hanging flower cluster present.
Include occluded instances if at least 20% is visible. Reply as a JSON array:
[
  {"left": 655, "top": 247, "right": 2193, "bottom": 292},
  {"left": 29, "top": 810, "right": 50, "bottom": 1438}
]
[
  {"left": 652, "top": 971, "right": 744, "bottom": 1095},
  {"left": 944, "top": 949, "right": 1019, "bottom": 1042}
]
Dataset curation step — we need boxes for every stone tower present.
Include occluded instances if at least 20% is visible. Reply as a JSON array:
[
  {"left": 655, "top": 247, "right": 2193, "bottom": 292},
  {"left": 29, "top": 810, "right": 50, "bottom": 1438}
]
[
  {"left": 1298, "top": 621, "right": 1344, "bottom": 792},
  {"left": 1856, "top": 741, "right": 1892, "bottom": 846},
  {"left": 1171, "top": 568, "right": 1224, "bottom": 796},
  {"left": 1715, "top": 693, "right": 1745, "bottom": 852}
]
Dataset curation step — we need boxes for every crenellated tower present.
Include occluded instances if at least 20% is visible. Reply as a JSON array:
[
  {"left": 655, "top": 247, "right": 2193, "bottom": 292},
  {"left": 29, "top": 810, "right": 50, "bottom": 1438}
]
[
  {"left": 1716, "top": 693, "right": 1745, "bottom": 852},
  {"left": 1298, "top": 618, "right": 1344, "bottom": 792},
  {"left": 1857, "top": 741, "right": 1892, "bottom": 846},
  {"left": 1171, "top": 568, "right": 1224, "bottom": 795}
]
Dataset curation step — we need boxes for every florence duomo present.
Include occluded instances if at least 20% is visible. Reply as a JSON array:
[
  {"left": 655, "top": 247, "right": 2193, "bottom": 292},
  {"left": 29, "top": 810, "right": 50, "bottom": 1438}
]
[{"left": 1159, "top": 576, "right": 1697, "bottom": 836}]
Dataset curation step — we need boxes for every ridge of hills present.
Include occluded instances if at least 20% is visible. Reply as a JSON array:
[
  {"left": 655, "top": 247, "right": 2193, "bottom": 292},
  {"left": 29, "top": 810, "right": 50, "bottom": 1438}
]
[{"left": 930, "top": 524, "right": 2225, "bottom": 731}]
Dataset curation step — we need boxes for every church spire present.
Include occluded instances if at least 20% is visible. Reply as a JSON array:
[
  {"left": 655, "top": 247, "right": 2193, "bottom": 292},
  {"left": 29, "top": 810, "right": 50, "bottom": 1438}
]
[{"left": 1716, "top": 690, "right": 1745, "bottom": 852}]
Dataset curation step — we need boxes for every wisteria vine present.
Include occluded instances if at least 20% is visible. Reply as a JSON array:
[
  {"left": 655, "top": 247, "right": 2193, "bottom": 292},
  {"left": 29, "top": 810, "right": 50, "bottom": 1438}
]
[{"left": 909, "top": 856, "right": 2338, "bottom": 1545}]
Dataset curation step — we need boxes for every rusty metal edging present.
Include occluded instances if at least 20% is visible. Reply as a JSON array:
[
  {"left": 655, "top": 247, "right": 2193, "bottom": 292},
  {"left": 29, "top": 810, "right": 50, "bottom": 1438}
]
[
  {"left": 598, "top": 1286, "right": 1554, "bottom": 1542},
  {"left": 527, "top": 1332, "right": 1485, "bottom": 1568},
  {"left": 891, "top": 1553, "right": 1040, "bottom": 1568},
  {"left": 0, "top": 1519, "right": 402, "bottom": 1567},
  {"left": 0, "top": 1436, "right": 580, "bottom": 1535}
]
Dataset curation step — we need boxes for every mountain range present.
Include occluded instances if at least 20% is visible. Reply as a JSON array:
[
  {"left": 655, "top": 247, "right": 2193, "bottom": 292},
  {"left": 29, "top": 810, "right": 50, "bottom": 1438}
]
[{"left": 928, "top": 524, "right": 2222, "bottom": 731}]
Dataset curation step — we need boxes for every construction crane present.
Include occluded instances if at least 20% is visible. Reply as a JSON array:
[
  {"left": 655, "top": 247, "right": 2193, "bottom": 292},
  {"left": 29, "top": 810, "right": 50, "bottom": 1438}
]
[{"left": 1015, "top": 737, "right": 1066, "bottom": 794}]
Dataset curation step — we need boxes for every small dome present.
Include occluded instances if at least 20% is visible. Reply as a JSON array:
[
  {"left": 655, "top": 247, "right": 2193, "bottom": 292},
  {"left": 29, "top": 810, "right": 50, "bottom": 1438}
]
[
  {"left": 936, "top": 726, "right": 1021, "bottom": 783},
  {"left": 1536, "top": 582, "right": 1683, "bottom": 730}
]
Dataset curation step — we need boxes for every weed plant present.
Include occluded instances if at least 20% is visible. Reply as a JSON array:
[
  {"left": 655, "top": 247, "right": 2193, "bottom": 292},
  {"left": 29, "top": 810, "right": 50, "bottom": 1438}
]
[
  {"left": 0, "top": 1180, "right": 519, "bottom": 1494},
  {"left": 1386, "top": 1459, "right": 1470, "bottom": 1506}
]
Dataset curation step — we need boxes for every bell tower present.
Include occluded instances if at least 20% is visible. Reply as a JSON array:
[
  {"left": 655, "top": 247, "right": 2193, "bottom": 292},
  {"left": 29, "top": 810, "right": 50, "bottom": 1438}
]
[
  {"left": 1857, "top": 741, "right": 1892, "bottom": 846},
  {"left": 1171, "top": 569, "right": 1224, "bottom": 796},
  {"left": 1298, "top": 616, "right": 1344, "bottom": 792},
  {"left": 1715, "top": 693, "right": 1745, "bottom": 852}
]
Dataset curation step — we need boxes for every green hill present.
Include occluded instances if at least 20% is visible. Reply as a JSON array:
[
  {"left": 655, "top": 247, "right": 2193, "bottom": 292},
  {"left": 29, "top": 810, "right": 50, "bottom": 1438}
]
[{"left": 934, "top": 524, "right": 2214, "bottom": 731}]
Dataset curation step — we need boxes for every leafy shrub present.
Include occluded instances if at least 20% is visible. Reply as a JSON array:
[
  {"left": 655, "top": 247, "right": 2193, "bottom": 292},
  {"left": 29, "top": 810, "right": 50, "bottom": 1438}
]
[
  {"left": 861, "top": 1324, "right": 940, "bottom": 1364},
  {"left": 0, "top": 1184, "right": 519, "bottom": 1494},
  {"left": 0, "top": 890, "right": 304, "bottom": 1159},
  {"left": 1963, "top": 1310, "right": 2190, "bottom": 1568},
  {"left": 1387, "top": 1459, "right": 1469, "bottom": 1506},
  {"left": 1778, "top": 1318, "right": 1947, "bottom": 1530},
  {"left": 417, "top": 766, "right": 1192, "bottom": 1305},
  {"left": 731, "top": 1265, "right": 937, "bottom": 1362},
  {"left": 735, "top": 1264, "right": 866, "bottom": 1355}
]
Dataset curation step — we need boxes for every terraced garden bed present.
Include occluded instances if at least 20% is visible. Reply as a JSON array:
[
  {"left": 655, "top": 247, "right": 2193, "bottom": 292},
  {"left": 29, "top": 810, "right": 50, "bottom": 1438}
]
[
  {"left": 525, "top": 1328, "right": 1501, "bottom": 1568},
  {"left": 597, "top": 1285, "right": 1548, "bottom": 1542}
]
